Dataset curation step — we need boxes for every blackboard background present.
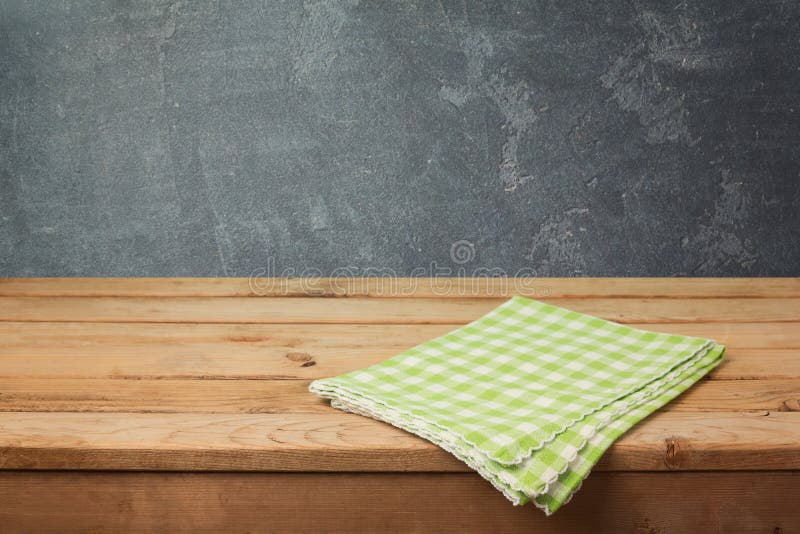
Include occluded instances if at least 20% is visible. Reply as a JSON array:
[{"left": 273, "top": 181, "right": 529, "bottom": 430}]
[{"left": 1, "top": 1, "right": 798, "bottom": 276}]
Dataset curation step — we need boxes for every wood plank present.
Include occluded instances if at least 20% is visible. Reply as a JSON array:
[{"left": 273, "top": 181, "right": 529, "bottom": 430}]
[
  {"left": 0, "top": 322, "right": 438, "bottom": 379},
  {"left": 1, "top": 296, "right": 798, "bottom": 323},
  {"left": 1, "top": 349, "right": 794, "bottom": 381},
  {"left": 668, "top": 378, "right": 800, "bottom": 412},
  {"left": 0, "top": 378, "right": 327, "bottom": 413},
  {"left": 3, "top": 321, "right": 798, "bottom": 357},
  {"left": 1, "top": 471, "right": 797, "bottom": 533},
  {"left": 0, "top": 411, "right": 798, "bottom": 472},
  {"left": 0, "top": 412, "right": 464, "bottom": 472},
  {"left": 3, "top": 277, "right": 800, "bottom": 298},
  {"left": 709, "top": 349, "right": 800, "bottom": 380},
  {"left": 607, "top": 410, "right": 800, "bottom": 471},
  {"left": 0, "top": 296, "right": 500, "bottom": 324},
  {"left": 0, "top": 377, "right": 797, "bottom": 414},
  {"left": 1, "top": 322, "right": 796, "bottom": 380}
]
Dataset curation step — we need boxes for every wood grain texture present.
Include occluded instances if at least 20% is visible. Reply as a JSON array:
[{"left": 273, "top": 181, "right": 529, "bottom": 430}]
[
  {"left": 1, "top": 471, "right": 797, "bottom": 533},
  {"left": 0, "top": 378, "right": 327, "bottom": 413},
  {"left": 0, "top": 275, "right": 798, "bottom": 523},
  {"left": 709, "top": 349, "right": 800, "bottom": 380},
  {"left": 3, "top": 277, "right": 800, "bottom": 298},
  {"left": 1, "top": 321, "right": 797, "bottom": 380},
  {"left": 4, "top": 320, "right": 799, "bottom": 352},
  {"left": 1, "top": 377, "right": 798, "bottom": 414},
  {"left": 2, "top": 296, "right": 799, "bottom": 323},
  {"left": 0, "top": 411, "right": 797, "bottom": 472}
]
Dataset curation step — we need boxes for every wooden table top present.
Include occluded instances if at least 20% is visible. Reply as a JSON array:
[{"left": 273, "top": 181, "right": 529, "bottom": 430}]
[{"left": 1, "top": 277, "right": 798, "bottom": 474}]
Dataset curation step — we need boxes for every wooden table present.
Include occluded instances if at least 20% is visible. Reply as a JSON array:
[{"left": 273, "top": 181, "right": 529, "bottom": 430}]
[{"left": 0, "top": 278, "right": 798, "bottom": 533}]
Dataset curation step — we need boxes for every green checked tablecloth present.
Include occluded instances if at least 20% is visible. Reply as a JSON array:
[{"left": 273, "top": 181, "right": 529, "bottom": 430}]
[{"left": 309, "top": 296, "right": 725, "bottom": 515}]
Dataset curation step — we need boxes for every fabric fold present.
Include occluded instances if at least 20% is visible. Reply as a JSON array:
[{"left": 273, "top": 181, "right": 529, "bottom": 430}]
[{"left": 310, "top": 296, "right": 724, "bottom": 515}]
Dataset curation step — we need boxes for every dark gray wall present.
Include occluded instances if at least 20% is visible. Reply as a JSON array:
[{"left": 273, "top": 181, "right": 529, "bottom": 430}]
[{"left": 1, "top": 1, "right": 799, "bottom": 276}]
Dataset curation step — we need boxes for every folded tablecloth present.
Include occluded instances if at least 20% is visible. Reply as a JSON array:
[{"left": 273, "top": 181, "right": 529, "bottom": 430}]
[{"left": 310, "top": 296, "right": 725, "bottom": 515}]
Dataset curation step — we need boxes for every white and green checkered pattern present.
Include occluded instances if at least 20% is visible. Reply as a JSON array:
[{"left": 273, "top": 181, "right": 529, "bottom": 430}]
[{"left": 310, "top": 296, "right": 725, "bottom": 515}]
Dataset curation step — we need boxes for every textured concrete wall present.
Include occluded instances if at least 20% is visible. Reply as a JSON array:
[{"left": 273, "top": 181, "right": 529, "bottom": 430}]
[{"left": 1, "top": 1, "right": 798, "bottom": 276}]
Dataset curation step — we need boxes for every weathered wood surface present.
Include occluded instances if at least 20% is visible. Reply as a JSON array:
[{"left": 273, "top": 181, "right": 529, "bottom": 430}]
[
  {"left": 0, "top": 377, "right": 797, "bottom": 414},
  {"left": 0, "top": 410, "right": 797, "bottom": 472},
  {"left": 0, "top": 278, "right": 798, "bottom": 531},
  {"left": 0, "top": 471, "right": 797, "bottom": 534},
  {"left": 0, "top": 278, "right": 798, "bottom": 473}
]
